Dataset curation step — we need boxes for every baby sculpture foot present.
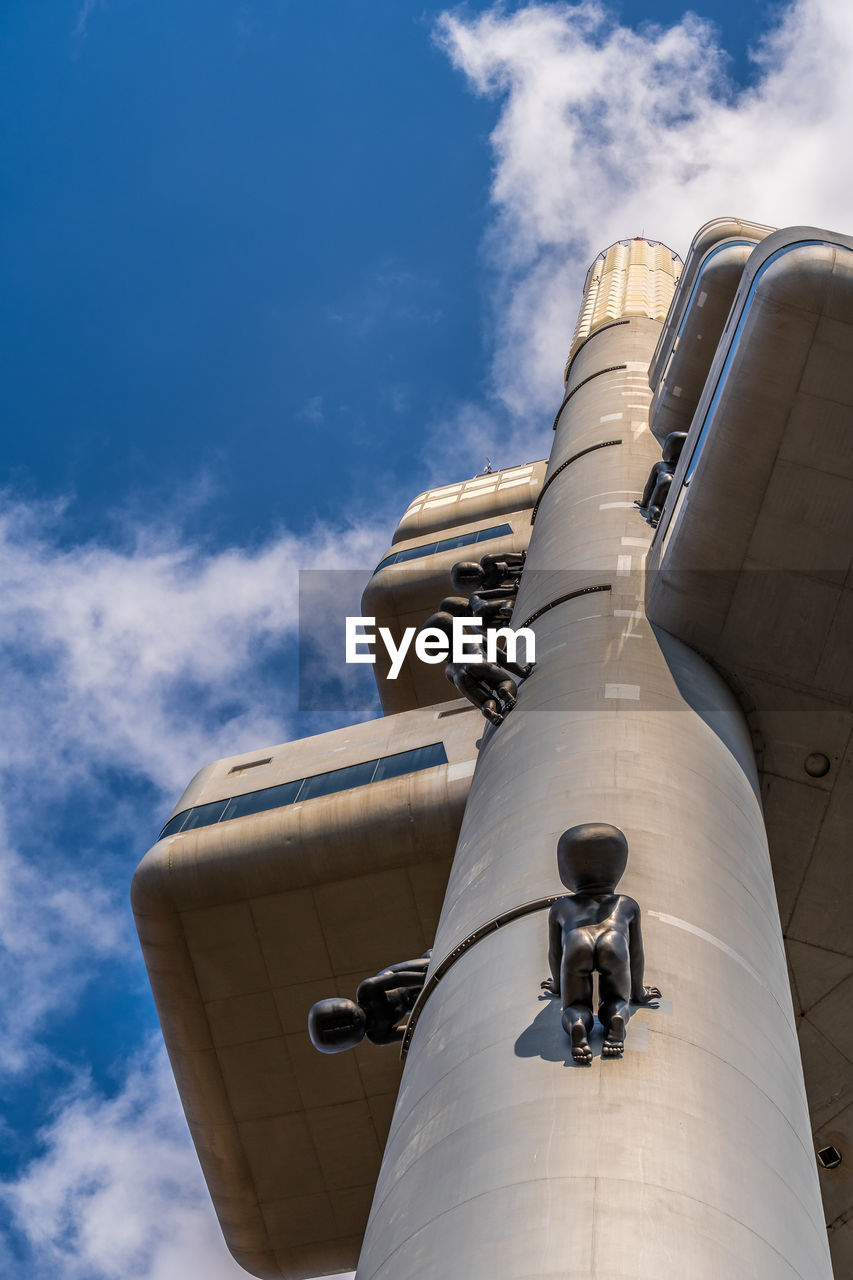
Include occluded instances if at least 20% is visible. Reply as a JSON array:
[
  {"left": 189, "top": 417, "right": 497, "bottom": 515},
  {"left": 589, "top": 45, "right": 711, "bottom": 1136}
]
[
  {"left": 562, "top": 1011, "right": 592, "bottom": 1064},
  {"left": 571, "top": 1023, "right": 593, "bottom": 1064},
  {"left": 602, "top": 1013, "right": 625, "bottom": 1058}
]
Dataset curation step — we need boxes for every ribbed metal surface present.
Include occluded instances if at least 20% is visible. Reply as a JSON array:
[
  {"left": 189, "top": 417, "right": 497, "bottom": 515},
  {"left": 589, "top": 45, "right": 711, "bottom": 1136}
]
[{"left": 568, "top": 238, "right": 682, "bottom": 362}]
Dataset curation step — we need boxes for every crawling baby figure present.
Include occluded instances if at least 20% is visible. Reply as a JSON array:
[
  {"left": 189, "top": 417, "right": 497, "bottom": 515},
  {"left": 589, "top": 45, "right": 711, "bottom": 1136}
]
[{"left": 541, "top": 823, "right": 661, "bottom": 1063}]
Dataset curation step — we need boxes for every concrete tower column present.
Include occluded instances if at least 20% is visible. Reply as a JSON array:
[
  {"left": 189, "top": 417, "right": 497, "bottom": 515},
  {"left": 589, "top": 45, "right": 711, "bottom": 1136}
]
[{"left": 355, "top": 241, "right": 832, "bottom": 1279}]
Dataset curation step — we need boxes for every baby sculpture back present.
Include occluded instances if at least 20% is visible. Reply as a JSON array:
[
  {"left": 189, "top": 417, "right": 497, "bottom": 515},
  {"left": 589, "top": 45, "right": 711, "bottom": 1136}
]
[{"left": 541, "top": 823, "right": 660, "bottom": 1063}]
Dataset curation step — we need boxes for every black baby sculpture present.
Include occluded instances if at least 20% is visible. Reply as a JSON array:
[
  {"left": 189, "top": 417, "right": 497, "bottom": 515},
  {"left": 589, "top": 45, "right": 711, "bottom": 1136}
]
[
  {"left": 437, "top": 595, "right": 475, "bottom": 618},
  {"left": 421, "top": 610, "right": 521, "bottom": 726},
  {"left": 450, "top": 660, "right": 518, "bottom": 727},
  {"left": 426, "top": 608, "right": 532, "bottom": 682},
  {"left": 540, "top": 823, "right": 661, "bottom": 1063},
  {"left": 468, "top": 589, "right": 516, "bottom": 629},
  {"left": 449, "top": 553, "right": 525, "bottom": 634},
  {"left": 636, "top": 431, "right": 687, "bottom": 528},
  {"left": 450, "top": 552, "right": 525, "bottom": 595},
  {"left": 308, "top": 952, "right": 431, "bottom": 1053},
  {"left": 439, "top": 590, "right": 518, "bottom": 640}
]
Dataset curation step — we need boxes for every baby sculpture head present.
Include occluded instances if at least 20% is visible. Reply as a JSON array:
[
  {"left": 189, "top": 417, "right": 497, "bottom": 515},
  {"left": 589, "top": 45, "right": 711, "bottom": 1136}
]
[
  {"left": 450, "top": 561, "right": 485, "bottom": 593},
  {"left": 307, "top": 997, "right": 367, "bottom": 1054},
  {"left": 557, "top": 823, "right": 629, "bottom": 895},
  {"left": 421, "top": 611, "right": 455, "bottom": 643},
  {"left": 661, "top": 430, "right": 688, "bottom": 465}
]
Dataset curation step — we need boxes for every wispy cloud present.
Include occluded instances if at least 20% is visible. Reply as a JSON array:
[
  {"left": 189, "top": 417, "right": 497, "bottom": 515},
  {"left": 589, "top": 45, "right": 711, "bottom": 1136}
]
[
  {"left": 0, "top": 494, "right": 388, "bottom": 795},
  {"left": 1, "top": 1042, "right": 249, "bottom": 1279},
  {"left": 74, "top": 0, "right": 107, "bottom": 42},
  {"left": 434, "top": 0, "right": 853, "bottom": 438},
  {"left": 0, "top": 810, "right": 124, "bottom": 1075},
  {"left": 0, "top": 491, "right": 388, "bottom": 1071},
  {"left": 296, "top": 394, "right": 325, "bottom": 425},
  {"left": 328, "top": 260, "right": 443, "bottom": 340},
  {"left": 0, "top": 488, "right": 388, "bottom": 1262},
  {"left": 378, "top": 383, "right": 412, "bottom": 416},
  {"left": 421, "top": 398, "right": 537, "bottom": 486}
]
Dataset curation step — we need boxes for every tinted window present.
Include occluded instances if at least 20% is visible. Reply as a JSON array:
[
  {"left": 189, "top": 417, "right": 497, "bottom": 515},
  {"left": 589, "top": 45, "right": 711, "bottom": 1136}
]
[
  {"left": 180, "top": 800, "right": 230, "bottom": 830},
  {"left": 159, "top": 812, "right": 190, "bottom": 839},
  {"left": 373, "top": 742, "right": 448, "bottom": 782},
  {"left": 394, "top": 542, "right": 438, "bottom": 563},
  {"left": 297, "top": 759, "right": 379, "bottom": 802},
  {"left": 372, "top": 524, "right": 513, "bottom": 576},
  {"left": 223, "top": 780, "right": 303, "bottom": 822},
  {"left": 436, "top": 531, "right": 477, "bottom": 552}
]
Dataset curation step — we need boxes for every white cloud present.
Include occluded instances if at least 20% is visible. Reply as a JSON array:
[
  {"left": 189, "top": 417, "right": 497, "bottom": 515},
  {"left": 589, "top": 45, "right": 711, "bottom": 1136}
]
[
  {"left": 0, "top": 811, "right": 123, "bottom": 1075},
  {"left": 436, "top": 0, "right": 853, "bottom": 425},
  {"left": 74, "top": 0, "right": 107, "bottom": 42},
  {"left": 0, "top": 495, "right": 388, "bottom": 795},
  {"left": 0, "top": 493, "right": 385, "bottom": 1266},
  {"left": 1, "top": 1042, "right": 249, "bottom": 1279},
  {"left": 297, "top": 394, "right": 326, "bottom": 425},
  {"left": 0, "top": 494, "right": 389, "bottom": 1074},
  {"left": 422, "top": 397, "right": 543, "bottom": 487},
  {"left": 1, "top": 1043, "right": 355, "bottom": 1278}
]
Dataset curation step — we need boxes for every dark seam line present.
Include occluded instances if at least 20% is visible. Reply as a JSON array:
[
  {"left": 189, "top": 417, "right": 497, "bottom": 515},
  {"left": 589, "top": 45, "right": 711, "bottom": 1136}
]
[
  {"left": 563, "top": 319, "right": 631, "bottom": 384},
  {"left": 401, "top": 897, "right": 561, "bottom": 1058},
  {"left": 530, "top": 440, "right": 622, "bottom": 524},
  {"left": 518, "top": 584, "right": 612, "bottom": 630},
  {"left": 551, "top": 364, "right": 628, "bottom": 430}
]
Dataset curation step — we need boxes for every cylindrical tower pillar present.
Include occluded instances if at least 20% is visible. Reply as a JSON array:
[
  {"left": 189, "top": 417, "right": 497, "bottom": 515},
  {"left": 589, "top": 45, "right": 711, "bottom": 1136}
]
[{"left": 355, "top": 241, "right": 831, "bottom": 1279}]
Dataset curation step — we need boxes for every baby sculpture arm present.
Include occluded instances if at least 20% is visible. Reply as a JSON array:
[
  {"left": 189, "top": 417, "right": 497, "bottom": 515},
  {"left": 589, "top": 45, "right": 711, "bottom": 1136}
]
[
  {"left": 446, "top": 660, "right": 517, "bottom": 727},
  {"left": 638, "top": 460, "right": 668, "bottom": 509},
  {"left": 469, "top": 592, "right": 515, "bottom": 628},
  {"left": 540, "top": 907, "right": 563, "bottom": 997},
  {"left": 360, "top": 957, "right": 431, "bottom": 994},
  {"left": 628, "top": 910, "right": 661, "bottom": 1004},
  {"left": 636, "top": 432, "right": 687, "bottom": 526},
  {"left": 479, "top": 552, "right": 525, "bottom": 590},
  {"left": 450, "top": 555, "right": 523, "bottom": 598}
]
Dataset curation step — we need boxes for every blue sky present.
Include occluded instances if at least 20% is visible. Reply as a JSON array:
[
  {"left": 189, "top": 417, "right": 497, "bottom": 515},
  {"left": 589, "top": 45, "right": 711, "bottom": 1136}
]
[{"left": 0, "top": 1, "right": 849, "bottom": 1275}]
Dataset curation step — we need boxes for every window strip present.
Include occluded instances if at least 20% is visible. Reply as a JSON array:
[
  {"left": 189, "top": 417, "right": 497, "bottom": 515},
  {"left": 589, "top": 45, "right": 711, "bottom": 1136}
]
[
  {"left": 158, "top": 742, "right": 449, "bottom": 840},
  {"left": 372, "top": 523, "right": 513, "bottom": 575}
]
